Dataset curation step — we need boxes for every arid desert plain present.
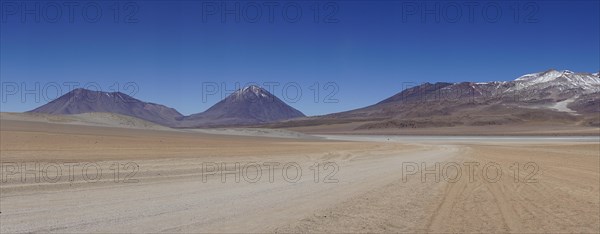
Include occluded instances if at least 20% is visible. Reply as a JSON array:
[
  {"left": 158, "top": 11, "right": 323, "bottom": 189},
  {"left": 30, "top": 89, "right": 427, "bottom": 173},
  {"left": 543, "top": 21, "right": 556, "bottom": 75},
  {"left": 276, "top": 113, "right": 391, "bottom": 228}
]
[{"left": 0, "top": 113, "right": 598, "bottom": 233}]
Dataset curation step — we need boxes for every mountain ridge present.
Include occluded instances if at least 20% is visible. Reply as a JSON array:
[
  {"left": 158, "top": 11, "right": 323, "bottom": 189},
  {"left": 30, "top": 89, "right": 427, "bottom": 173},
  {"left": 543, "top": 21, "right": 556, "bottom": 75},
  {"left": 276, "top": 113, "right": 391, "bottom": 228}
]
[
  {"left": 267, "top": 70, "right": 600, "bottom": 130},
  {"left": 25, "top": 69, "right": 600, "bottom": 129},
  {"left": 28, "top": 86, "right": 306, "bottom": 127}
]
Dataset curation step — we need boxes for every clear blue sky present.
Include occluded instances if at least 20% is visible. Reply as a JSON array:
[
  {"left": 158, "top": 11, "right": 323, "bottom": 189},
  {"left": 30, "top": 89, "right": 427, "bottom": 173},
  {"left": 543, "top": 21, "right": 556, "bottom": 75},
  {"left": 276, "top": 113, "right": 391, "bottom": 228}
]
[{"left": 1, "top": 0, "right": 599, "bottom": 116}]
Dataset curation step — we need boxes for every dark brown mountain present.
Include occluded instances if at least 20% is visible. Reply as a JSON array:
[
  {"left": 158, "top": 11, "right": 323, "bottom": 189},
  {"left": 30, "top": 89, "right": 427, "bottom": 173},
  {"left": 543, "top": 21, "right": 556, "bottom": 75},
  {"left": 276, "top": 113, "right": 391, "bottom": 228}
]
[
  {"left": 28, "top": 88, "right": 183, "bottom": 126},
  {"left": 177, "top": 85, "right": 305, "bottom": 127}
]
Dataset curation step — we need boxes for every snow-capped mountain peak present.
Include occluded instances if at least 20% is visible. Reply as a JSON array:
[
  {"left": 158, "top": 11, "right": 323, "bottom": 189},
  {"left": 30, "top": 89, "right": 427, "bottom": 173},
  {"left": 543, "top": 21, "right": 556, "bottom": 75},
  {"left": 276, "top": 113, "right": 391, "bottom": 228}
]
[
  {"left": 515, "top": 72, "right": 543, "bottom": 81},
  {"left": 515, "top": 69, "right": 562, "bottom": 82},
  {"left": 511, "top": 69, "right": 600, "bottom": 92},
  {"left": 236, "top": 85, "right": 270, "bottom": 98}
]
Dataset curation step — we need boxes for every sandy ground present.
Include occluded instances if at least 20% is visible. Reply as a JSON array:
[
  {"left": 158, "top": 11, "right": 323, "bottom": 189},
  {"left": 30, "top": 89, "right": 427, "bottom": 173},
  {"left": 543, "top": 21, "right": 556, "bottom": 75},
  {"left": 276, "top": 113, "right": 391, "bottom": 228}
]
[{"left": 1, "top": 118, "right": 599, "bottom": 233}]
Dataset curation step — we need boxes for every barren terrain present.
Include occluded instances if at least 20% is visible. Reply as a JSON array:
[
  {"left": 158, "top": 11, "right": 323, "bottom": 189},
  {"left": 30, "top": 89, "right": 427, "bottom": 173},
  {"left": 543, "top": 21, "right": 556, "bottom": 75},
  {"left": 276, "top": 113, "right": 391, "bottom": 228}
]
[
  {"left": 1, "top": 116, "right": 598, "bottom": 233},
  {"left": 282, "top": 120, "right": 600, "bottom": 136}
]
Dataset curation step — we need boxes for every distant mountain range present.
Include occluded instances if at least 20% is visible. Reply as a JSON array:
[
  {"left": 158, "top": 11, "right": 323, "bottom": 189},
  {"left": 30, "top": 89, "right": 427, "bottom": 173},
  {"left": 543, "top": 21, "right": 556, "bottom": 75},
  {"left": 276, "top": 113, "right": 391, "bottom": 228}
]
[
  {"left": 275, "top": 69, "right": 600, "bottom": 129},
  {"left": 29, "top": 85, "right": 305, "bottom": 127},
  {"left": 339, "top": 69, "right": 600, "bottom": 116},
  {"left": 28, "top": 69, "right": 600, "bottom": 129}
]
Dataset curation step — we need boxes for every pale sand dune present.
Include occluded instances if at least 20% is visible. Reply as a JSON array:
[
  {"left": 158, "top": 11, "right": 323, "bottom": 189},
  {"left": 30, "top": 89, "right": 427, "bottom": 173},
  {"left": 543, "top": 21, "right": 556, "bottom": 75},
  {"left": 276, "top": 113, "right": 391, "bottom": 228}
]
[{"left": 1, "top": 119, "right": 598, "bottom": 233}]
